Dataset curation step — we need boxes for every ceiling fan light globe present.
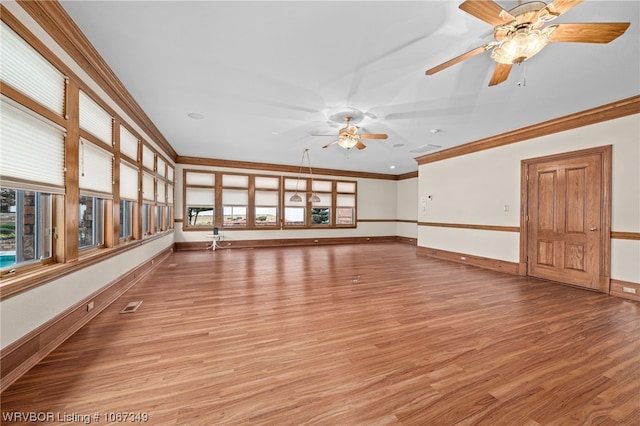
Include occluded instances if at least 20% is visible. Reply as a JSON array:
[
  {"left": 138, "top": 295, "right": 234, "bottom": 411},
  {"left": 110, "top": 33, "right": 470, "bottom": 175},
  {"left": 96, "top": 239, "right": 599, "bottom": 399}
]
[{"left": 491, "top": 26, "right": 554, "bottom": 64}]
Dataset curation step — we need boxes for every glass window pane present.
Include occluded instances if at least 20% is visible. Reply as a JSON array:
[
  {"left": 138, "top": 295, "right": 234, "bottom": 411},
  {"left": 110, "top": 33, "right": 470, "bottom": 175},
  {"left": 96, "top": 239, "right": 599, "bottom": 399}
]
[
  {"left": 186, "top": 207, "right": 214, "bottom": 226},
  {"left": 1, "top": 188, "right": 52, "bottom": 268},
  {"left": 79, "top": 195, "right": 104, "bottom": 248},
  {"left": 119, "top": 199, "right": 133, "bottom": 239},
  {"left": 255, "top": 207, "right": 277, "bottom": 226},
  {"left": 284, "top": 207, "right": 305, "bottom": 226},
  {"left": 336, "top": 207, "right": 354, "bottom": 225},
  {"left": 223, "top": 206, "right": 247, "bottom": 227},
  {"left": 311, "top": 207, "right": 330, "bottom": 225}
]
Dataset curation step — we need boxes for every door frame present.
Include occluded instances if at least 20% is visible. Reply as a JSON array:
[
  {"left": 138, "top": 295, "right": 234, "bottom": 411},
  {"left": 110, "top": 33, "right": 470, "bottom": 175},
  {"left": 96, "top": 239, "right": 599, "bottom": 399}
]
[{"left": 519, "top": 145, "right": 612, "bottom": 292}]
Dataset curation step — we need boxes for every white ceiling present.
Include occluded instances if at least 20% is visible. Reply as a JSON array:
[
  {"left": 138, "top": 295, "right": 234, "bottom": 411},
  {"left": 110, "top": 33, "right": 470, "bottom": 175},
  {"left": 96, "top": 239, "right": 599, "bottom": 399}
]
[{"left": 60, "top": 1, "right": 639, "bottom": 175}]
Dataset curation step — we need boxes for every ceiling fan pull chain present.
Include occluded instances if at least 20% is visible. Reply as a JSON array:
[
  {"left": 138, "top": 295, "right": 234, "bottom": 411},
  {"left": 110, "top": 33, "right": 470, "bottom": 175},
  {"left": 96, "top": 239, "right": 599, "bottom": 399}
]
[{"left": 517, "top": 61, "right": 527, "bottom": 87}]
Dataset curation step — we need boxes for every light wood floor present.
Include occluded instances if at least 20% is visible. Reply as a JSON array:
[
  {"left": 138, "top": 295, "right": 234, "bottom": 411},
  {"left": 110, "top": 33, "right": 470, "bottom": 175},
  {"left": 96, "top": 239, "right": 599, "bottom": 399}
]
[{"left": 2, "top": 243, "right": 639, "bottom": 425}]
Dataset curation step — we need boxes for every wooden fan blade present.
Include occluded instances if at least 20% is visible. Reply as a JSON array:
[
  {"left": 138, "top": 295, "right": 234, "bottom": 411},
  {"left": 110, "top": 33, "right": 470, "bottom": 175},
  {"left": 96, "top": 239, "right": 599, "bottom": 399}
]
[
  {"left": 489, "top": 63, "right": 512, "bottom": 86},
  {"left": 359, "top": 134, "right": 388, "bottom": 140},
  {"left": 549, "top": 22, "right": 631, "bottom": 44},
  {"left": 426, "top": 45, "right": 488, "bottom": 75},
  {"left": 546, "top": 0, "right": 583, "bottom": 16},
  {"left": 459, "top": 0, "right": 515, "bottom": 27},
  {"left": 322, "top": 140, "right": 339, "bottom": 149},
  {"left": 355, "top": 141, "right": 367, "bottom": 150}
]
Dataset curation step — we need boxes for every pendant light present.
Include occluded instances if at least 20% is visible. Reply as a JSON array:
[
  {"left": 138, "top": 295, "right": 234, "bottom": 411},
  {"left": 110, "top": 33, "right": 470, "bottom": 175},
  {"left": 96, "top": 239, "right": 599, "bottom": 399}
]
[{"left": 289, "top": 149, "right": 320, "bottom": 203}]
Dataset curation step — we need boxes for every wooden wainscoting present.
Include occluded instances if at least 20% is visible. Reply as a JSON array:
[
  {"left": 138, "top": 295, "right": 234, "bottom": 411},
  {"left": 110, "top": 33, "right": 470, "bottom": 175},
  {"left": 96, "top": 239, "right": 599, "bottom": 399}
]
[
  {"left": 0, "top": 246, "right": 173, "bottom": 393},
  {"left": 1, "top": 243, "right": 638, "bottom": 424},
  {"left": 175, "top": 235, "right": 404, "bottom": 251},
  {"left": 417, "top": 245, "right": 520, "bottom": 275}
]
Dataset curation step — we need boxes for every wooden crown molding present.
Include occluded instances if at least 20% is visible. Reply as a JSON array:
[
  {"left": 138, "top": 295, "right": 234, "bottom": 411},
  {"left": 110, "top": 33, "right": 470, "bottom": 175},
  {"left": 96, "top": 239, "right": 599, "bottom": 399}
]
[
  {"left": 417, "top": 95, "right": 640, "bottom": 165},
  {"left": 15, "top": 0, "right": 177, "bottom": 161},
  {"left": 176, "top": 156, "right": 414, "bottom": 181}
]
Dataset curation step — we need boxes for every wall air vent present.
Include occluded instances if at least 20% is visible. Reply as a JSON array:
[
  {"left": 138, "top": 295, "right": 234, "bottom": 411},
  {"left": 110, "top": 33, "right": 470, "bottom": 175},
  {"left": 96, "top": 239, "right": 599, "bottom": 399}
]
[
  {"left": 409, "top": 144, "right": 442, "bottom": 154},
  {"left": 120, "top": 301, "right": 143, "bottom": 313}
]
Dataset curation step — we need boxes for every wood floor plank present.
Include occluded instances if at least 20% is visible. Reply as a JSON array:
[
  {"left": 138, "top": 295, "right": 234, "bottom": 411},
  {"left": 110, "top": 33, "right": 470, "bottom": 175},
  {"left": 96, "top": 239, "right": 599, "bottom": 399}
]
[{"left": 1, "top": 243, "right": 639, "bottom": 425}]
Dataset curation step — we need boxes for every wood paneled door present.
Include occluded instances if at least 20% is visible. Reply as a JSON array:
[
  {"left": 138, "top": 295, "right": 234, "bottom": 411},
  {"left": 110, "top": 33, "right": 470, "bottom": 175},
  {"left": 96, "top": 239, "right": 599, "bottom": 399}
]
[{"left": 521, "top": 146, "right": 612, "bottom": 292}]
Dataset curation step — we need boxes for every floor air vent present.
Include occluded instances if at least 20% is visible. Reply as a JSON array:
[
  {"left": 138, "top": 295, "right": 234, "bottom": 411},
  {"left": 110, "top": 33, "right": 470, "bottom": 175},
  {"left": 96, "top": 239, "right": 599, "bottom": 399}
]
[{"left": 120, "top": 301, "right": 143, "bottom": 314}]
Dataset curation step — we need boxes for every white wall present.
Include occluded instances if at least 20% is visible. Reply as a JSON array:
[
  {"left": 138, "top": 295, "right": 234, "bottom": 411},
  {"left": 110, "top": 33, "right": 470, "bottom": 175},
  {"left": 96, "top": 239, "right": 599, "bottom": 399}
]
[
  {"left": 396, "top": 177, "right": 418, "bottom": 239},
  {"left": 174, "top": 164, "right": 404, "bottom": 243},
  {"left": 1, "top": 234, "right": 173, "bottom": 349},
  {"left": 418, "top": 114, "right": 640, "bottom": 283}
]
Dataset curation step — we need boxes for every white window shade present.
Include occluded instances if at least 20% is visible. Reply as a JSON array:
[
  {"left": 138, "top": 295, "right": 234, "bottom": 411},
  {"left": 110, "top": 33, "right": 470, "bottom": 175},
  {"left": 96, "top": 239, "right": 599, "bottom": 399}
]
[
  {"left": 119, "top": 161, "right": 139, "bottom": 201},
  {"left": 156, "top": 181, "right": 166, "bottom": 203},
  {"left": 223, "top": 189, "right": 248, "bottom": 205},
  {"left": 0, "top": 21, "right": 65, "bottom": 115},
  {"left": 79, "top": 91, "right": 113, "bottom": 144},
  {"left": 167, "top": 167, "right": 174, "bottom": 182},
  {"left": 312, "top": 180, "right": 332, "bottom": 192},
  {"left": 142, "top": 144, "right": 155, "bottom": 171},
  {"left": 284, "top": 178, "right": 306, "bottom": 191},
  {"left": 0, "top": 100, "right": 65, "bottom": 193},
  {"left": 256, "top": 176, "right": 279, "bottom": 189},
  {"left": 79, "top": 139, "right": 113, "bottom": 198},
  {"left": 337, "top": 182, "right": 356, "bottom": 193},
  {"left": 223, "top": 174, "right": 248, "bottom": 187},
  {"left": 142, "top": 172, "right": 155, "bottom": 201},
  {"left": 186, "top": 171, "right": 214, "bottom": 186},
  {"left": 157, "top": 157, "right": 166, "bottom": 178},
  {"left": 337, "top": 194, "right": 356, "bottom": 207},
  {"left": 186, "top": 188, "right": 214, "bottom": 206},
  {"left": 314, "top": 192, "right": 332, "bottom": 205},
  {"left": 119, "top": 125, "right": 139, "bottom": 161},
  {"left": 167, "top": 185, "right": 174, "bottom": 204},
  {"left": 255, "top": 190, "right": 278, "bottom": 205}
]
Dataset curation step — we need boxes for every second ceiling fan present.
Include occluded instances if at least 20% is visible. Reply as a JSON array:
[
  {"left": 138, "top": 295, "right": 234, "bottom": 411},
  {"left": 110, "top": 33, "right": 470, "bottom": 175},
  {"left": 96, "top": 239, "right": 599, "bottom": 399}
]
[{"left": 425, "top": 0, "right": 630, "bottom": 86}]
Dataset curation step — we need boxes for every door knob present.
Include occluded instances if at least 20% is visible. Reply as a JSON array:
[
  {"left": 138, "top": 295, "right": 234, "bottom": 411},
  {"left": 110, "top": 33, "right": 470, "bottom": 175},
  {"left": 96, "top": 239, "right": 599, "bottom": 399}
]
[{"left": 589, "top": 227, "right": 598, "bottom": 231}]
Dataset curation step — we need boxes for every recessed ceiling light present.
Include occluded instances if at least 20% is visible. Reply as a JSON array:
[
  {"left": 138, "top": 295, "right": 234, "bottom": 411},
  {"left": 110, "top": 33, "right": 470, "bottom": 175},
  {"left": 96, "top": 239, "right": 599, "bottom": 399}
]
[
  {"left": 430, "top": 129, "right": 442, "bottom": 134},
  {"left": 390, "top": 165, "right": 396, "bottom": 169},
  {"left": 188, "top": 112, "right": 204, "bottom": 120}
]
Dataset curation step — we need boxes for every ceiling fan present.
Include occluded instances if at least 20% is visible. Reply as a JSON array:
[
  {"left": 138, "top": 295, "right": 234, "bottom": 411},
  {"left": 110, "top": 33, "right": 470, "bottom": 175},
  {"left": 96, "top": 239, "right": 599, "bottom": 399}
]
[
  {"left": 316, "top": 116, "right": 388, "bottom": 150},
  {"left": 425, "top": 0, "right": 630, "bottom": 86}
]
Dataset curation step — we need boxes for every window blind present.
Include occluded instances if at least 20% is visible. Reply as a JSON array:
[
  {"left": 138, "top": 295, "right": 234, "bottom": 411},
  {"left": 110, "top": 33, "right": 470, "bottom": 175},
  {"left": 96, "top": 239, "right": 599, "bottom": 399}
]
[
  {"left": 0, "top": 100, "right": 65, "bottom": 193},
  {"left": 167, "top": 185, "right": 174, "bottom": 204},
  {"left": 222, "top": 189, "right": 248, "bottom": 205},
  {"left": 142, "top": 172, "right": 155, "bottom": 202},
  {"left": 79, "top": 138, "right": 113, "bottom": 198},
  {"left": 157, "top": 157, "right": 166, "bottom": 178},
  {"left": 119, "top": 161, "right": 139, "bottom": 201},
  {"left": 79, "top": 91, "right": 113, "bottom": 145},
  {"left": 142, "top": 144, "right": 155, "bottom": 171},
  {"left": 119, "top": 125, "right": 139, "bottom": 161},
  {"left": 186, "top": 188, "right": 214, "bottom": 206},
  {"left": 156, "top": 181, "right": 166, "bottom": 203},
  {"left": 0, "top": 21, "right": 65, "bottom": 115}
]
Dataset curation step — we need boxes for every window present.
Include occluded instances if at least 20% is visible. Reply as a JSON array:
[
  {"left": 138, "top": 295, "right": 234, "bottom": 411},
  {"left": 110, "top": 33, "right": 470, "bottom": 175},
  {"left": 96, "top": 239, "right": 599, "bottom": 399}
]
[
  {"left": 223, "top": 206, "right": 247, "bottom": 227},
  {"left": 336, "top": 181, "right": 356, "bottom": 226},
  {"left": 0, "top": 188, "right": 53, "bottom": 270},
  {"left": 154, "top": 205, "right": 162, "bottom": 233},
  {"left": 141, "top": 204, "right": 150, "bottom": 235},
  {"left": 222, "top": 174, "right": 248, "bottom": 228},
  {"left": 79, "top": 195, "right": 105, "bottom": 248},
  {"left": 254, "top": 176, "right": 279, "bottom": 227},
  {"left": 310, "top": 180, "right": 332, "bottom": 226},
  {"left": 185, "top": 171, "right": 215, "bottom": 228},
  {"left": 119, "top": 199, "right": 133, "bottom": 239},
  {"left": 284, "top": 177, "right": 306, "bottom": 227}
]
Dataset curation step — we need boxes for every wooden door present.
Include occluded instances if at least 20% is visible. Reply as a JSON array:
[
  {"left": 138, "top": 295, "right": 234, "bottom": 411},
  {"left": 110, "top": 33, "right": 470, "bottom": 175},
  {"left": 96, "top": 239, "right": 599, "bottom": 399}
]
[{"left": 525, "top": 152, "right": 606, "bottom": 290}]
